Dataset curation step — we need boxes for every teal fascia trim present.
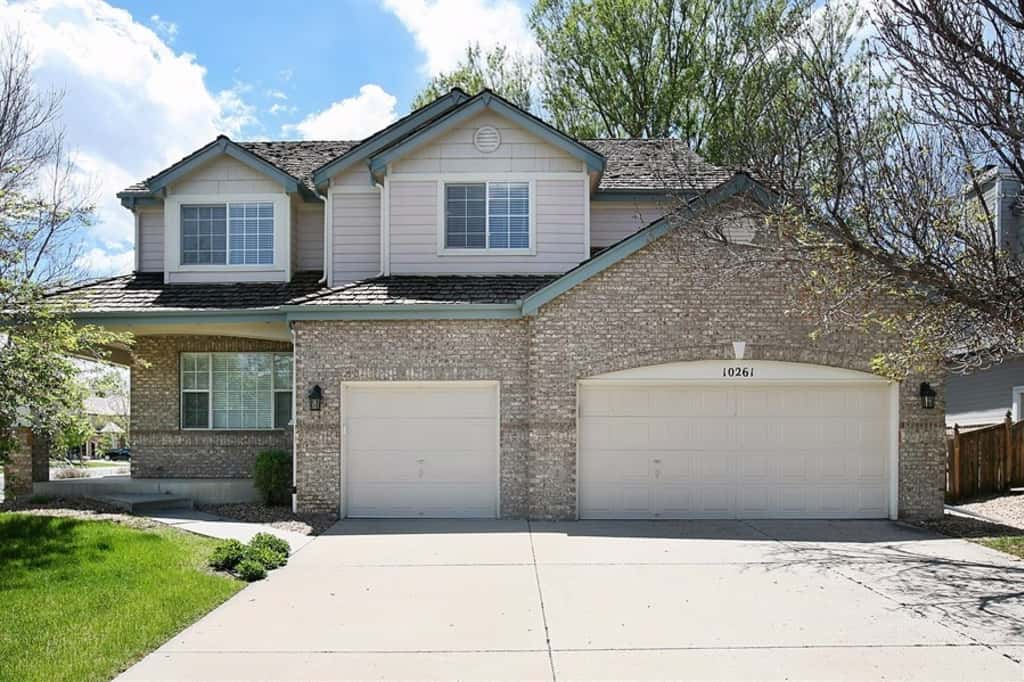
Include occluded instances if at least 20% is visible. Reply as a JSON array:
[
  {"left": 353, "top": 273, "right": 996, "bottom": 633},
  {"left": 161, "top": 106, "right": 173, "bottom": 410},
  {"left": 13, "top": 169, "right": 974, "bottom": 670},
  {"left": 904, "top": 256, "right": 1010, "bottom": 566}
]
[
  {"left": 147, "top": 137, "right": 301, "bottom": 195},
  {"left": 311, "top": 91, "right": 470, "bottom": 188},
  {"left": 72, "top": 310, "right": 287, "bottom": 326},
  {"left": 369, "top": 93, "right": 606, "bottom": 178},
  {"left": 522, "top": 173, "right": 778, "bottom": 316},
  {"left": 284, "top": 304, "right": 521, "bottom": 321},
  {"left": 520, "top": 219, "right": 675, "bottom": 316},
  {"left": 117, "top": 195, "right": 163, "bottom": 210},
  {"left": 70, "top": 303, "right": 522, "bottom": 325}
]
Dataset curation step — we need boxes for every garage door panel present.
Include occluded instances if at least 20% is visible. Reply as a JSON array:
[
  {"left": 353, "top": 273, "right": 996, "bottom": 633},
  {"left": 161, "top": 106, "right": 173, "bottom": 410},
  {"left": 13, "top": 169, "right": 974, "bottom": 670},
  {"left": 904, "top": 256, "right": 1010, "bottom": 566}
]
[
  {"left": 348, "top": 417, "right": 495, "bottom": 451},
  {"left": 346, "top": 386, "right": 496, "bottom": 419},
  {"left": 579, "top": 377, "right": 892, "bottom": 519},
  {"left": 347, "top": 482, "right": 496, "bottom": 518},
  {"left": 345, "top": 383, "right": 498, "bottom": 518}
]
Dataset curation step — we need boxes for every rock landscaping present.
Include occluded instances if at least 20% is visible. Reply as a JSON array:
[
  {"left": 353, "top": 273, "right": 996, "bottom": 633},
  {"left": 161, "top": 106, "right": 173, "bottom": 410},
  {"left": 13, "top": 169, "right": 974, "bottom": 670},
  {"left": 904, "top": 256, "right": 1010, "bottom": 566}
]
[
  {"left": 196, "top": 502, "right": 337, "bottom": 535},
  {"left": 950, "top": 491, "right": 1024, "bottom": 530}
]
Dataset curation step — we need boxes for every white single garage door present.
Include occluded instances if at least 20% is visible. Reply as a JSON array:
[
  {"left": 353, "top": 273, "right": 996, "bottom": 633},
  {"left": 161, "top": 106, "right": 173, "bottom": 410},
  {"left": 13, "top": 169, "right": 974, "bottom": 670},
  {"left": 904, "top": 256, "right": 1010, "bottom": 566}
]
[
  {"left": 343, "top": 382, "right": 499, "bottom": 518},
  {"left": 578, "top": 362, "right": 894, "bottom": 519}
]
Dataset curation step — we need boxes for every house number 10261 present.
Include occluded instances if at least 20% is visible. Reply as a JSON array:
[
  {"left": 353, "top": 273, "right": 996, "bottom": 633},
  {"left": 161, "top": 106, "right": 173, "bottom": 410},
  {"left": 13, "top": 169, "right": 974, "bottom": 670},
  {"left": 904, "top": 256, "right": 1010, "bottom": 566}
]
[{"left": 722, "top": 367, "right": 755, "bottom": 378}]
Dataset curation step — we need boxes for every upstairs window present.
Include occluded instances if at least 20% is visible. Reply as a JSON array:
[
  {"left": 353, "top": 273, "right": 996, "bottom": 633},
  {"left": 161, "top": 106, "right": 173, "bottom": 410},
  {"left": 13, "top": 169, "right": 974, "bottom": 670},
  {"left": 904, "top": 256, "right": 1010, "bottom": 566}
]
[
  {"left": 181, "top": 202, "right": 274, "bottom": 266},
  {"left": 444, "top": 182, "right": 530, "bottom": 251}
]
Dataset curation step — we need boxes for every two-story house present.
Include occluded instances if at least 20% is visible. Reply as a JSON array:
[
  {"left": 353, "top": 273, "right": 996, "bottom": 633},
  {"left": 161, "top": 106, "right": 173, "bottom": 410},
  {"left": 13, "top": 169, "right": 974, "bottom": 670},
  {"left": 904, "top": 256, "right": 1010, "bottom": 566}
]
[{"left": 49, "top": 89, "right": 945, "bottom": 520}]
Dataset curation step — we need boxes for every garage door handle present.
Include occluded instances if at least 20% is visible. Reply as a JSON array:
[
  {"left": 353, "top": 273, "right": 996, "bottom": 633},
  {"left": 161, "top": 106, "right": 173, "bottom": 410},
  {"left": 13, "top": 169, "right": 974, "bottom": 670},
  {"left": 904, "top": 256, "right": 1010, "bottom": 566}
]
[{"left": 416, "top": 458, "right": 425, "bottom": 463}]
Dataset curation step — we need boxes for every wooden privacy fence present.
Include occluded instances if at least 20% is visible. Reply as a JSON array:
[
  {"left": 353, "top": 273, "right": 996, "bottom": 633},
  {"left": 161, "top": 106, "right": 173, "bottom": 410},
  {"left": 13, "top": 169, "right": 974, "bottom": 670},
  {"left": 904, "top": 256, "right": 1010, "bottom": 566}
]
[{"left": 947, "top": 413, "right": 1024, "bottom": 502}]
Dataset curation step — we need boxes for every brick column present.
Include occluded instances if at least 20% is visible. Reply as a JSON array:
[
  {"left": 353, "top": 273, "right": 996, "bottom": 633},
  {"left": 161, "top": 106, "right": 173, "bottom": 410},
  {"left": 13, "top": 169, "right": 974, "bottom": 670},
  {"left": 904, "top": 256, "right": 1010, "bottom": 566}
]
[
  {"left": 3, "top": 428, "right": 34, "bottom": 501},
  {"left": 31, "top": 432, "right": 49, "bottom": 482}
]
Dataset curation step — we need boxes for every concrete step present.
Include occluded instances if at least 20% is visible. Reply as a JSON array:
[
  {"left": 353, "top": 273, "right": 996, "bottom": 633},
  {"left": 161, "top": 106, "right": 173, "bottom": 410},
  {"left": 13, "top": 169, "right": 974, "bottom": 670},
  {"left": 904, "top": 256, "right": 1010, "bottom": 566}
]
[{"left": 87, "top": 493, "right": 194, "bottom": 513}]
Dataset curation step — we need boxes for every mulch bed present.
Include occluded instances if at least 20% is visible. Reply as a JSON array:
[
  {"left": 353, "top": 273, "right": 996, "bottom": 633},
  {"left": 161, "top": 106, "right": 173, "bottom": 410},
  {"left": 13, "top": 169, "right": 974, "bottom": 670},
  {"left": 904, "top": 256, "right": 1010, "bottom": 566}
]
[{"left": 196, "top": 502, "right": 337, "bottom": 536}]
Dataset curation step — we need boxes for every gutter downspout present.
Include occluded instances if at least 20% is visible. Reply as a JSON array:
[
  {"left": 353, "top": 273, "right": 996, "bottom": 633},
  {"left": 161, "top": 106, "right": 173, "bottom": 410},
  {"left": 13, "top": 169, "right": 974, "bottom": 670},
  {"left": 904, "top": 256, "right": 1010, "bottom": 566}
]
[
  {"left": 320, "top": 186, "right": 331, "bottom": 286},
  {"left": 376, "top": 180, "right": 388, "bottom": 277},
  {"left": 290, "top": 322, "right": 298, "bottom": 513}
]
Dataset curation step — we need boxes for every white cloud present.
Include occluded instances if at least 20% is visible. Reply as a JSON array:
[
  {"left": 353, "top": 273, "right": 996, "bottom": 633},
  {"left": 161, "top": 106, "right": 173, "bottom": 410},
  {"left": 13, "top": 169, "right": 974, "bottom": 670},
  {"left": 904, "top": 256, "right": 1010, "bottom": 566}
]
[
  {"left": 283, "top": 84, "right": 398, "bottom": 140},
  {"left": 278, "top": 67, "right": 294, "bottom": 81},
  {"left": 149, "top": 13, "right": 177, "bottom": 43},
  {"left": 266, "top": 89, "right": 288, "bottom": 100},
  {"left": 381, "top": 0, "right": 537, "bottom": 75},
  {"left": 268, "top": 102, "right": 296, "bottom": 116},
  {"left": 76, "top": 247, "right": 135, "bottom": 277},
  {"left": 0, "top": 0, "right": 260, "bottom": 276}
]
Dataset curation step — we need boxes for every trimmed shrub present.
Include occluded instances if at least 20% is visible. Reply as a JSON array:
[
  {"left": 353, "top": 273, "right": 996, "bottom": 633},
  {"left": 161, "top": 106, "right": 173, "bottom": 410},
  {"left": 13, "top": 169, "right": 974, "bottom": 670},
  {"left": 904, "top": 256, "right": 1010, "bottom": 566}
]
[
  {"left": 244, "top": 544, "right": 286, "bottom": 570},
  {"left": 249, "top": 532, "right": 290, "bottom": 557},
  {"left": 253, "top": 449, "right": 292, "bottom": 506},
  {"left": 234, "top": 558, "right": 267, "bottom": 582},
  {"left": 250, "top": 532, "right": 290, "bottom": 558},
  {"left": 208, "top": 539, "right": 246, "bottom": 571}
]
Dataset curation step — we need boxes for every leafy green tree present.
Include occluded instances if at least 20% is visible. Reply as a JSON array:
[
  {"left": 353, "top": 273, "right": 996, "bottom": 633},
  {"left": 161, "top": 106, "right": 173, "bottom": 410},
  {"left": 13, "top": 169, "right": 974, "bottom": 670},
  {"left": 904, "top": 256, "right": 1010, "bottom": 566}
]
[
  {"left": 0, "top": 31, "right": 130, "bottom": 461},
  {"left": 410, "top": 43, "right": 534, "bottom": 111},
  {"left": 530, "top": 0, "right": 812, "bottom": 146}
]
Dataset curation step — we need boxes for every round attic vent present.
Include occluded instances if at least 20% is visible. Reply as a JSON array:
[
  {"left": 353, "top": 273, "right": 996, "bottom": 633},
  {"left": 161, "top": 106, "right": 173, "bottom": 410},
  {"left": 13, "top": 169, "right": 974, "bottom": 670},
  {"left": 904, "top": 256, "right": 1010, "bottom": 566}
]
[{"left": 473, "top": 125, "right": 501, "bottom": 153}]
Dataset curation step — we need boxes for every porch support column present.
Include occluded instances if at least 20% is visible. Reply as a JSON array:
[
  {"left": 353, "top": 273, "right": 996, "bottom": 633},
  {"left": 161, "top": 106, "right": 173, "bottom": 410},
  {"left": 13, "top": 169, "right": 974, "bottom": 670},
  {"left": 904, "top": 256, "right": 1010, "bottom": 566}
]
[{"left": 3, "top": 428, "right": 35, "bottom": 501}]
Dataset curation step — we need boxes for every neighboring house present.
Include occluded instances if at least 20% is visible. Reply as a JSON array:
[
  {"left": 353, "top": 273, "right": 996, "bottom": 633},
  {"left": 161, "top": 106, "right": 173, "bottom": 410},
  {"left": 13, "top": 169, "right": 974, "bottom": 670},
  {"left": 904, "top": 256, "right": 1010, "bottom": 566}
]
[
  {"left": 946, "top": 166, "right": 1024, "bottom": 428},
  {"left": 47, "top": 89, "right": 946, "bottom": 520},
  {"left": 83, "top": 395, "right": 129, "bottom": 456}
]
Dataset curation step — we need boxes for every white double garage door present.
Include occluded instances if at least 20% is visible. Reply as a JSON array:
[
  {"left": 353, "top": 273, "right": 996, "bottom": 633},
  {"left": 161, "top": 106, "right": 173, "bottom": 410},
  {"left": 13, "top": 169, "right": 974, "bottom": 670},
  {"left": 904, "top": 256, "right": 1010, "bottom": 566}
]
[{"left": 342, "top": 364, "right": 895, "bottom": 519}]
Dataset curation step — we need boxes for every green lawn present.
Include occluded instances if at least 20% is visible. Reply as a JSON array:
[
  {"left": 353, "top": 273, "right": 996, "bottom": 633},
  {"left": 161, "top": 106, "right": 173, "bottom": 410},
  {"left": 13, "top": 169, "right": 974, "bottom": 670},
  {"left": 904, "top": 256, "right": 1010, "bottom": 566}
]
[
  {"left": 976, "top": 536, "right": 1024, "bottom": 560},
  {"left": 0, "top": 513, "right": 243, "bottom": 682}
]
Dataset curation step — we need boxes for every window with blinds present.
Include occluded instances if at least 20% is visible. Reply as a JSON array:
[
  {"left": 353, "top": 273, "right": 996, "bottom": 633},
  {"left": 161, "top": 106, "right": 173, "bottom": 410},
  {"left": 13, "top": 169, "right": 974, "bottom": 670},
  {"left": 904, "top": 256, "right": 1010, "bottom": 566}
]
[
  {"left": 181, "top": 352, "right": 292, "bottom": 430},
  {"left": 444, "top": 181, "right": 530, "bottom": 250}
]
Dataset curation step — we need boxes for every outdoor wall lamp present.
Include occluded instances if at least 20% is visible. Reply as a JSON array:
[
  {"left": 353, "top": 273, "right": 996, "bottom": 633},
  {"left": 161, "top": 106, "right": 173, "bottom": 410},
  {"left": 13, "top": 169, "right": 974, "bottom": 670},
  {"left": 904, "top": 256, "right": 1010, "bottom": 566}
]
[
  {"left": 919, "top": 382, "right": 937, "bottom": 410},
  {"left": 307, "top": 384, "right": 323, "bottom": 412}
]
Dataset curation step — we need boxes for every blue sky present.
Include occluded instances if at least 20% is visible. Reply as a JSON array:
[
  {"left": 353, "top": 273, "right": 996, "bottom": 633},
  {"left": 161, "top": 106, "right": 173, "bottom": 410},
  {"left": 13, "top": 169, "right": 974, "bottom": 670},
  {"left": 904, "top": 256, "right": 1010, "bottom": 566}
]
[{"left": 0, "top": 0, "right": 536, "bottom": 277}]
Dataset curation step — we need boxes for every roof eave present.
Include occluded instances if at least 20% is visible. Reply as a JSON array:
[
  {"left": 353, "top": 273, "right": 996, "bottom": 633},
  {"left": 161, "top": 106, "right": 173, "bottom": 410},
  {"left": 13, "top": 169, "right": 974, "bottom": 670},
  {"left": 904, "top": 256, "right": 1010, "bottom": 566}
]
[
  {"left": 310, "top": 89, "right": 471, "bottom": 189},
  {"left": 521, "top": 173, "right": 778, "bottom": 315}
]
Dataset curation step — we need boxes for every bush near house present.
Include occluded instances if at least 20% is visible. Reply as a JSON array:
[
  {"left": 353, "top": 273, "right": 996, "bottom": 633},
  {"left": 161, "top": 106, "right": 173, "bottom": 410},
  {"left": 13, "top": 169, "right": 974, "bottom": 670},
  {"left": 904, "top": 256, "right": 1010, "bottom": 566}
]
[
  {"left": 253, "top": 449, "right": 291, "bottom": 506},
  {"left": 208, "top": 533, "right": 291, "bottom": 581}
]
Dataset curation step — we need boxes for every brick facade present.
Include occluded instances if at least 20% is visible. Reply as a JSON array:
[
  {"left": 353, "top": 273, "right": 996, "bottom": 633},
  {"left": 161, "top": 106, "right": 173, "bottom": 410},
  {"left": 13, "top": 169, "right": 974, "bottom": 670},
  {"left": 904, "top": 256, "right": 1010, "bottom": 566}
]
[
  {"left": 133, "top": 203, "right": 947, "bottom": 520},
  {"left": 291, "top": 320, "right": 530, "bottom": 515},
  {"left": 131, "top": 335, "right": 292, "bottom": 478}
]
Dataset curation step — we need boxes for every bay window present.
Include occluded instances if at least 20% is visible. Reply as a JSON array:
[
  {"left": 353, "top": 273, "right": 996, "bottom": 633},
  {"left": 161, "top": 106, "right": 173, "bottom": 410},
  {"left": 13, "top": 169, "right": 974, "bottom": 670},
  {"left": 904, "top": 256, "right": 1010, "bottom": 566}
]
[{"left": 181, "top": 352, "right": 292, "bottom": 430}]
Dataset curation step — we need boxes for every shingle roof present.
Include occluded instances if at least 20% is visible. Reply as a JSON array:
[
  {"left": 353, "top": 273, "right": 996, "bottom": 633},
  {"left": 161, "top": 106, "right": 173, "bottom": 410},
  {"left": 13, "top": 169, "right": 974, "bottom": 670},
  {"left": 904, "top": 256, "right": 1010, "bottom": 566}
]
[
  {"left": 121, "top": 136, "right": 728, "bottom": 195},
  {"left": 46, "top": 271, "right": 328, "bottom": 311},
  {"left": 583, "top": 139, "right": 733, "bottom": 191},
  {"left": 297, "top": 275, "right": 556, "bottom": 306},
  {"left": 46, "top": 272, "right": 555, "bottom": 311},
  {"left": 121, "top": 141, "right": 360, "bottom": 195}
]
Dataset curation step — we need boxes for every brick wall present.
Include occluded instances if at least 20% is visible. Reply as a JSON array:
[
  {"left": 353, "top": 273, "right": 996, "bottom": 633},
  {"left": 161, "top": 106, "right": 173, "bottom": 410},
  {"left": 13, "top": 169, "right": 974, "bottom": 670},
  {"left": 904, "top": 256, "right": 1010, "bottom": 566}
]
[
  {"left": 131, "top": 335, "right": 292, "bottom": 478},
  {"left": 524, "top": 204, "right": 946, "bottom": 519},
  {"left": 292, "top": 320, "right": 529, "bottom": 515},
  {"left": 130, "top": 201, "right": 946, "bottom": 520}
]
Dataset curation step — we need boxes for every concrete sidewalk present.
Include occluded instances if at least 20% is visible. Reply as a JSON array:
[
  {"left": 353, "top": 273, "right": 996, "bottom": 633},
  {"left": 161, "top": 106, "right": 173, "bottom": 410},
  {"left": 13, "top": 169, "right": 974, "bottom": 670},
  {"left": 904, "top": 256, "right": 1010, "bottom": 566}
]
[
  {"left": 146, "top": 509, "right": 314, "bottom": 554},
  {"left": 119, "top": 519, "right": 1024, "bottom": 681}
]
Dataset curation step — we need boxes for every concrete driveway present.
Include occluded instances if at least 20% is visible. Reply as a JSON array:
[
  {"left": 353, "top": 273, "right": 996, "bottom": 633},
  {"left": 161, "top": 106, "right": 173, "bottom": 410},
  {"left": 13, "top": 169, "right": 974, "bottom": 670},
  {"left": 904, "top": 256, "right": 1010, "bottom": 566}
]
[{"left": 121, "top": 519, "right": 1024, "bottom": 681}]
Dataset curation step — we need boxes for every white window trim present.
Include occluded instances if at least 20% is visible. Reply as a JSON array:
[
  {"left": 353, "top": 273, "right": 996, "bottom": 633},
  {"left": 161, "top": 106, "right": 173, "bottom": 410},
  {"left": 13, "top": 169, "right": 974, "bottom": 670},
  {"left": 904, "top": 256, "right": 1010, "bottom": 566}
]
[
  {"left": 436, "top": 179, "right": 536, "bottom": 256},
  {"left": 1013, "top": 385, "right": 1024, "bottom": 421},
  {"left": 164, "top": 193, "right": 290, "bottom": 275},
  {"left": 180, "top": 352, "right": 293, "bottom": 431}
]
